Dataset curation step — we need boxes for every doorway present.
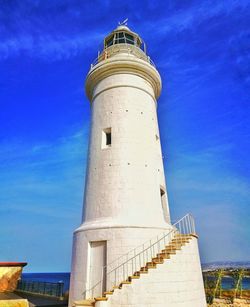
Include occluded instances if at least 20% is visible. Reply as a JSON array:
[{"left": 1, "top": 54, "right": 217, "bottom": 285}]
[{"left": 89, "top": 241, "right": 107, "bottom": 297}]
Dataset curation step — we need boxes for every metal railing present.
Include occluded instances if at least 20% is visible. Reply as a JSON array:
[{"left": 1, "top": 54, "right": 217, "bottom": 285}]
[
  {"left": 84, "top": 213, "right": 196, "bottom": 299},
  {"left": 90, "top": 43, "right": 156, "bottom": 69},
  {"left": 16, "top": 280, "right": 64, "bottom": 299}
]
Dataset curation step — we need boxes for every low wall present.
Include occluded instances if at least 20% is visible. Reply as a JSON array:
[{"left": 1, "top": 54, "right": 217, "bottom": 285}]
[
  {"left": 0, "top": 262, "right": 27, "bottom": 292},
  {"left": 0, "top": 299, "right": 29, "bottom": 307}
]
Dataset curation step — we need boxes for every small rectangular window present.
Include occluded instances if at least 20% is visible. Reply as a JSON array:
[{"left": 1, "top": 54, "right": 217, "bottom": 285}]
[
  {"left": 160, "top": 187, "right": 170, "bottom": 223},
  {"left": 106, "top": 131, "right": 111, "bottom": 145},
  {"left": 102, "top": 128, "right": 112, "bottom": 149}
]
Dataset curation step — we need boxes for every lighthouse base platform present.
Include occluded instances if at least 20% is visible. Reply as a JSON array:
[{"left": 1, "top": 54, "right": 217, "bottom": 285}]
[
  {"left": 72, "top": 234, "right": 206, "bottom": 307},
  {"left": 69, "top": 223, "right": 172, "bottom": 306}
]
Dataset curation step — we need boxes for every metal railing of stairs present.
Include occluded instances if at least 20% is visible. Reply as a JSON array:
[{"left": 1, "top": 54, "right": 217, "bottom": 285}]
[{"left": 84, "top": 213, "right": 196, "bottom": 299}]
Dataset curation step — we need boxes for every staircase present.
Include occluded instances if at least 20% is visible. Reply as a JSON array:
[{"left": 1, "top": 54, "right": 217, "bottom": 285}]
[{"left": 73, "top": 214, "right": 202, "bottom": 307}]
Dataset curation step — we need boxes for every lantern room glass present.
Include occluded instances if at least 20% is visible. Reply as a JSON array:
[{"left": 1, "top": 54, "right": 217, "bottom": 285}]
[{"left": 104, "top": 31, "right": 141, "bottom": 48}]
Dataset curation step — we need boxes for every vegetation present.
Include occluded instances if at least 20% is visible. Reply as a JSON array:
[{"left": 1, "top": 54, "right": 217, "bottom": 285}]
[{"left": 203, "top": 269, "right": 250, "bottom": 304}]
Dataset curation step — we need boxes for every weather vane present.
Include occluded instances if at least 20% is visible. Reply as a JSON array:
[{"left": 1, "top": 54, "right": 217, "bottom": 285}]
[{"left": 118, "top": 18, "right": 128, "bottom": 26}]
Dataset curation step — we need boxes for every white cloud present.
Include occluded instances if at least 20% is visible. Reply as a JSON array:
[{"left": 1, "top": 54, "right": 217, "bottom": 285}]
[
  {"left": 0, "top": 31, "right": 104, "bottom": 61},
  {"left": 144, "top": 0, "right": 250, "bottom": 35}
]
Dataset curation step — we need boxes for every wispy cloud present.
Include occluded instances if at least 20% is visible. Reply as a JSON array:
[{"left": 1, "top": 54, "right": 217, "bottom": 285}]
[
  {"left": 0, "top": 128, "right": 91, "bottom": 271},
  {"left": 0, "top": 0, "right": 109, "bottom": 61},
  {"left": 0, "top": 32, "right": 104, "bottom": 61},
  {"left": 168, "top": 150, "right": 250, "bottom": 197},
  {"left": 165, "top": 146, "right": 250, "bottom": 261},
  {"left": 143, "top": 0, "right": 250, "bottom": 36},
  {"left": 0, "top": 130, "right": 88, "bottom": 218},
  {"left": 2, "top": 0, "right": 248, "bottom": 62}
]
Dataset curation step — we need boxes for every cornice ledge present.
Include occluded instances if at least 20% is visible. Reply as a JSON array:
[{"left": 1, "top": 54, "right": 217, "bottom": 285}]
[{"left": 85, "top": 58, "right": 162, "bottom": 101}]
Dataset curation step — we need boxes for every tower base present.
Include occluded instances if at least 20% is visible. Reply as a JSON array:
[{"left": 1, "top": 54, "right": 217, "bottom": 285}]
[
  {"left": 72, "top": 235, "right": 206, "bottom": 307},
  {"left": 69, "top": 223, "right": 172, "bottom": 306}
]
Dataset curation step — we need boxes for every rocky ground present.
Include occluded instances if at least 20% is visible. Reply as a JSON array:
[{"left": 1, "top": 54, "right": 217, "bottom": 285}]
[{"left": 209, "top": 298, "right": 250, "bottom": 306}]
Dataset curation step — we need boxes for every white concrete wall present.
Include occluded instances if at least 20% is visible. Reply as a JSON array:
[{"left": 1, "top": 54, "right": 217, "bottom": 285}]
[
  {"left": 69, "top": 226, "right": 173, "bottom": 306},
  {"left": 106, "top": 237, "right": 206, "bottom": 307},
  {"left": 82, "top": 73, "right": 170, "bottom": 228}
]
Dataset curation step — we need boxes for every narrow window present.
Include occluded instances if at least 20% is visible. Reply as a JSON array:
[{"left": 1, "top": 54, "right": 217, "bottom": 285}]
[
  {"left": 102, "top": 128, "right": 111, "bottom": 149},
  {"left": 160, "top": 187, "right": 170, "bottom": 223},
  {"left": 160, "top": 188, "right": 165, "bottom": 200},
  {"left": 160, "top": 188, "right": 167, "bottom": 216},
  {"left": 106, "top": 131, "right": 111, "bottom": 145}
]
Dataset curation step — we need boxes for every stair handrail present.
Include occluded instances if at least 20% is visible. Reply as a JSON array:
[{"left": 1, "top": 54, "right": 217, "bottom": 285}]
[
  {"left": 108, "top": 213, "right": 195, "bottom": 274},
  {"left": 84, "top": 213, "right": 196, "bottom": 299},
  {"left": 104, "top": 213, "right": 194, "bottom": 272}
]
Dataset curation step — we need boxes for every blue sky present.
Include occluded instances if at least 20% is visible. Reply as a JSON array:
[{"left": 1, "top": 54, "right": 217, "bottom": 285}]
[{"left": 0, "top": 0, "right": 249, "bottom": 272}]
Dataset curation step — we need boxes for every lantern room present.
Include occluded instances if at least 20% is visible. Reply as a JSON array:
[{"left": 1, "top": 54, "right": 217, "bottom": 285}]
[{"left": 103, "top": 25, "right": 145, "bottom": 51}]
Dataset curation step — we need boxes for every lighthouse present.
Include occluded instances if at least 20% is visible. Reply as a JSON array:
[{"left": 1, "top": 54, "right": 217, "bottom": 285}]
[{"left": 69, "top": 24, "right": 206, "bottom": 307}]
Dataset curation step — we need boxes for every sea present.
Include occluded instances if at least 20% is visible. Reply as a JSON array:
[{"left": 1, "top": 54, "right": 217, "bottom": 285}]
[
  {"left": 21, "top": 262, "right": 250, "bottom": 292},
  {"left": 21, "top": 272, "right": 70, "bottom": 293}
]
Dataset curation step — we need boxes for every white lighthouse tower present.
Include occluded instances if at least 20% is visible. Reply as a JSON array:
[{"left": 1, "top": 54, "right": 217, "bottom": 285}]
[{"left": 69, "top": 24, "right": 206, "bottom": 307}]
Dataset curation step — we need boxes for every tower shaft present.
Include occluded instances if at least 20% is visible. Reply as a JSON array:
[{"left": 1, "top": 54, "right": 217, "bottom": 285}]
[{"left": 83, "top": 73, "right": 170, "bottom": 229}]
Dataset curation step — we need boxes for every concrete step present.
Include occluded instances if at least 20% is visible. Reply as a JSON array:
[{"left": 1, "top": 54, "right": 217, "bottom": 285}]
[
  {"left": 73, "top": 299, "right": 95, "bottom": 307},
  {"left": 146, "top": 263, "right": 157, "bottom": 269},
  {"left": 95, "top": 297, "right": 108, "bottom": 301},
  {"left": 104, "top": 291, "right": 113, "bottom": 295},
  {"left": 152, "top": 256, "right": 164, "bottom": 261},
  {"left": 171, "top": 241, "right": 189, "bottom": 245},
  {"left": 174, "top": 234, "right": 193, "bottom": 238},
  {"left": 128, "top": 275, "right": 140, "bottom": 280},
  {"left": 120, "top": 281, "right": 131, "bottom": 285},
  {"left": 162, "top": 248, "right": 179, "bottom": 253},
  {"left": 161, "top": 250, "right": 176, "bottom": 255},
  {"left": 157, "top": 253, "right": 170, "bottom": 259},
  {"left": 172, "top": 238, "right": 190, "bottom": 242},
  {"left": 152, "top": 258, "right": 164, "bottom": 264},
  {"left": 167, "top": 244, "right": 184, "bottom": 248}
]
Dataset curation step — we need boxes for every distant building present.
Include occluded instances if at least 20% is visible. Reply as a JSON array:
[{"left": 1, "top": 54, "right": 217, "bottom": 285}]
[{"left": 69, "top": 24, "right": 206, "bottom": 307}]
